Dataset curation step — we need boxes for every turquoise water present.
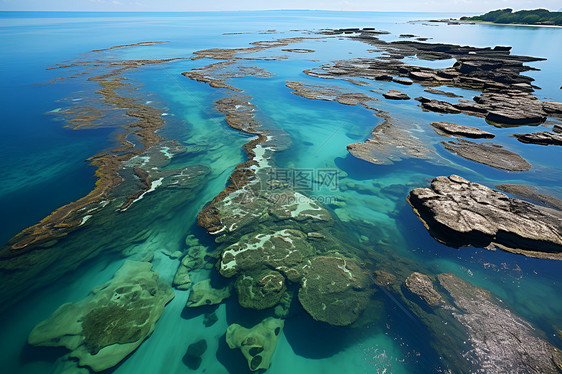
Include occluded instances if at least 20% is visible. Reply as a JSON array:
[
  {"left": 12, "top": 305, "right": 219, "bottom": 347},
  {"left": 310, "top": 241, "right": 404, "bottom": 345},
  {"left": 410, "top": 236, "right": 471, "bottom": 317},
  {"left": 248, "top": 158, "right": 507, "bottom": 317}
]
[{"left": 0, "top": 10, "right": 561, "bottom": 374}]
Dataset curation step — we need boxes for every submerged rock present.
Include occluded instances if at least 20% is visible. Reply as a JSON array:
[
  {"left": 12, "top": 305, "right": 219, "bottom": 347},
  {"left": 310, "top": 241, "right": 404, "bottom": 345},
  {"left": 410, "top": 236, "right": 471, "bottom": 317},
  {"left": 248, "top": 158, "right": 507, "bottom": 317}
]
[
  {"left": 496, "top": 184, "right": 562, "bottom": 211},
  {"left": 203, "top": 311, "right": 219, "bottom": 327},
  {"left": 374, "top": 270, "right": 397, "bottom": 288},
  {"left": 408, "top": 175, "right": 562, "bottom": 259},
  {"left": 28, "top": 260, "right": 174, "bottom": 372},
  {"left": 186, "top": 279, "right": 232, "bottom": 307},
  {"left": 235, "top": 269, "right": 287, "bottom": 310},
  {"left": 442, "top": 139, "right": 531, "bottom": 171},
  {"left": 173, "top": 263, "right": 192, "bottom": 290},
  {"left": 219, "top": 229, "right": 313, "bottom": 281},
  {"left": 404, "top": 272, "right": 442, "bottom": 307},
  {"left": 430, "top": 121, "right": 494, "bottom": 139},
  {"left": 184, "top": 339, "right": 207, "bottom": 370},
  {"left": 437, "top": 273, "right": 562, "bottom": 373},
  {"left": 226, "top": 317, "right": 284, "bottom": 371},
  {"left": 298, "top": 256, "right": 374, "bottom": 326}
]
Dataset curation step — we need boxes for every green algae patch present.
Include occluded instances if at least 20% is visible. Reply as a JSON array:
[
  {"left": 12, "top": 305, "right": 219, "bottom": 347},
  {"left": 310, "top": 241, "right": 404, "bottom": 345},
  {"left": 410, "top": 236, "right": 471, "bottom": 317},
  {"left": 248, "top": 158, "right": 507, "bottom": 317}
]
[
  {"left": 28, "top": 260, "right": 174, "bottom": 372},
  {"left": 298, "top": 256, "right": 374, "bottom": 326}
]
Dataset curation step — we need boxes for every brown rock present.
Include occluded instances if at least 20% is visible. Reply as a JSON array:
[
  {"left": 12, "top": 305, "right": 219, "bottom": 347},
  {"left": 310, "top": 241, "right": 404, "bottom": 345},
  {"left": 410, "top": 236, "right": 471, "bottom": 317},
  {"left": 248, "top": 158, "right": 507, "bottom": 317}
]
[{"left": 404, "top": 272, "right": 442, "bottom": 307}]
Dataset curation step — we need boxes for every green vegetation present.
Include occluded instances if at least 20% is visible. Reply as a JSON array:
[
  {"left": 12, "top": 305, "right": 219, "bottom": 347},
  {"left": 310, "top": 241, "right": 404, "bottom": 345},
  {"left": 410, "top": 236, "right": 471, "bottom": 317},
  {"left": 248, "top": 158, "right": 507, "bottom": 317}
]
[{"left": 461, "top": 8, "right": 562, "bottom": 26}]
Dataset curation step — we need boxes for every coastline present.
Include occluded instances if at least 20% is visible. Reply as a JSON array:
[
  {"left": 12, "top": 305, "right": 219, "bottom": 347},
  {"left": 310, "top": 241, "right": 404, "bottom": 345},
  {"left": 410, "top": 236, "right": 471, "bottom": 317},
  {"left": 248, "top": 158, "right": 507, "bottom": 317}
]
[{"left": 458, "top": 19, "right": 562, "bottom": 28}]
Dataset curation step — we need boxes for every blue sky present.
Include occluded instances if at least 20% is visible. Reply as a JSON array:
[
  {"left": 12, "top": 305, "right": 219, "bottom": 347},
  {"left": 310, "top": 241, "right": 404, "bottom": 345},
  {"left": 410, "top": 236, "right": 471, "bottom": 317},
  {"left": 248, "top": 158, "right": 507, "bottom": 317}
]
[{"left": 1, "top": 0, "right": 561, "bottom": 12}]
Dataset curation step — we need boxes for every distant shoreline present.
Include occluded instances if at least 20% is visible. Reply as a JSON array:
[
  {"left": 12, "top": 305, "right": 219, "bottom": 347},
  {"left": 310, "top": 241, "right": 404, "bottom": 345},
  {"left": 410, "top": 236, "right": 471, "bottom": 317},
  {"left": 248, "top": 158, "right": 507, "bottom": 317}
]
[{"left": 459, "top": 19, "right": 562, "bottom": 28}]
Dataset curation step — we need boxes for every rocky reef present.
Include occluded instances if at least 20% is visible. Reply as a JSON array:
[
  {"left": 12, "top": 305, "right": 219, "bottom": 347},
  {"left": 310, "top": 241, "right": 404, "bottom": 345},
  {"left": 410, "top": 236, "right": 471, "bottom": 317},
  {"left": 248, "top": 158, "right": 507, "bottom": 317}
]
[
  {"left": 3, "top": 49, "right": 183, "bottom": 254},
  {"left": 307, "top": 29, "right": 562, "bottom": 131},
  {"left": 408, "top": 175, "right": 562, "bottom": 259},
  {"left": 28, "top": 260, "right": 174, "bottom": 372},
  {"left": 298, "top": 256, "right": 374, "bottom": 326},
  {"left": 226, "top": 317, "right": 284, "bottom": 371},
  {"left": 186, "top": 279, "right": 232, "bottom": 307}
]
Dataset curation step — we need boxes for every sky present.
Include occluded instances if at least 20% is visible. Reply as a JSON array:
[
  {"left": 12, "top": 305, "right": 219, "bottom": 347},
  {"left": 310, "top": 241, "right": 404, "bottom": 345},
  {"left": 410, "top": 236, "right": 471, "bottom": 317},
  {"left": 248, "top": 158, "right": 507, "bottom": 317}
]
[{"left": 0, "top": 0, "right": 561, "bottom": 13}]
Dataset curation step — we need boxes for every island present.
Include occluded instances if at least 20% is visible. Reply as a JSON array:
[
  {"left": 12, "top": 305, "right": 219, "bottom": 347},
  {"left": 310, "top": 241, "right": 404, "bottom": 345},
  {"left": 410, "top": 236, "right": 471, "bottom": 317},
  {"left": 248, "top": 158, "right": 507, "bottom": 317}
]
[{"left": 461, "top": 8, "right": 562, "bottom": 26}]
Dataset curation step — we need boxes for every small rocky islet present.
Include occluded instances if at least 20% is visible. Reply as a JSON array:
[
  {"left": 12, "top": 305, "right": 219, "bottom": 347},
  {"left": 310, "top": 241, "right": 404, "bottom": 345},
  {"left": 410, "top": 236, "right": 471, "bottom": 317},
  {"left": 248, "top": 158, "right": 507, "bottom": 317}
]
[{"left": 6, "top": 21, "right": 562, "bottom": 374}]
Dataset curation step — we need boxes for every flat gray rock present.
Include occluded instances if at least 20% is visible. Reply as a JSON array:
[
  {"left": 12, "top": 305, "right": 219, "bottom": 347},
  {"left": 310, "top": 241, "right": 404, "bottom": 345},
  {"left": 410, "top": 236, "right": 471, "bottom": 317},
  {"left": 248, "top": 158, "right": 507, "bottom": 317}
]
[
  {"left": 408, "top": 175, "right": 562, "bottom": 259},
  {"left": 437, "top": 273, "right": 562, "bottom": 373},
  {"left": 383, "top": 89, "right": 410, "bottom": 100},
  {"left": 442, "top": 139, "right": 531, "bottom": 171},
  {"left": 513, "top": 131, "right": 562, "bottom": 146},
  {"left": 431, "top": 121, "right": 494, "bottom": 139}
]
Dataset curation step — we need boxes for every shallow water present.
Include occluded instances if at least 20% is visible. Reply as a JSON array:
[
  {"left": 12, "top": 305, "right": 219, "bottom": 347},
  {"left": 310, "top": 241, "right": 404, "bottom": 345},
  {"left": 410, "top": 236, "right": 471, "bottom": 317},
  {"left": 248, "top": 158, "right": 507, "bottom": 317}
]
[{"left": 1, "top": 10, "right": 561, "bottom": 374}]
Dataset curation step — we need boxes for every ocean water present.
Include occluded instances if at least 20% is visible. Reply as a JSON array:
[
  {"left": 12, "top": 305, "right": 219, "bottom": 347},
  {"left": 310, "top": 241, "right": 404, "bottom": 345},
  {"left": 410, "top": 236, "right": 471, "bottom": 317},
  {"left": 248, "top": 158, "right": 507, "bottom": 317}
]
[{"left": 0, "top": 10, "right": 561, "bottom": 374}]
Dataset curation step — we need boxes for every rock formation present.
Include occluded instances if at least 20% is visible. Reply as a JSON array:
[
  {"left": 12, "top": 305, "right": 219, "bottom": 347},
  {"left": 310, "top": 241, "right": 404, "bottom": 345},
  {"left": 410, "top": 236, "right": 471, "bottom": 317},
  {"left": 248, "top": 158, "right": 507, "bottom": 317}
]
[
  {"left": 226, "top": 317, "right": 284, "bottom": 371},
  {"left": 408, "top": 175, "right": 562, "bottom": 259},
  {"left": 28, "top": 261, "right": 174, "bottom": 372}
]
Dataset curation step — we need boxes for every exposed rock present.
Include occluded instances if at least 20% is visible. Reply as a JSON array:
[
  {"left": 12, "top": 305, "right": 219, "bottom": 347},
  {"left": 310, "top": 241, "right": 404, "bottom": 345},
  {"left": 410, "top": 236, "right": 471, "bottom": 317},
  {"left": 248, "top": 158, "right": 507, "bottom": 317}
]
[
  {"left": 513, "top": 131, "right": 562, "bottom": 146},
  {"left": 437, "top": 273, "right": 562, "bottom": 373},
  {"left": 282, "top": 48, "right": 315, "bottom": 53},
  {"left": 553, "top": 124, "right": 562, "bottom": 133},
  {"left": 383, "top": 90, "right": 410, "bottom": 100},
  {"left": 409, "top": 71, "right": 436, "bottom": 81},
  {"left": 393, "top": 77, "right": 413, "bottom": 85},
  {"left": 347, "top": 117, "right": 434, "bottom": 165},
  {"left": 28, "top": 261, "right": 174, "bottom": 372},
  {"left": 286, "top": 80, "right": 375, "bottom": 106},
  {"left": 305, "top": 32, "right": 562, "bottom": 128},
  {"left": 374, "top": 74, "right": 393, "bottom": 81},
  {"left": 476, "top": 91, "right": 550, "bottom": 126},
  {"left": 416, "top": 97, "right": 461, "bottom": 114},
  {"left": 442, "top": 140, "right": 531, "bottom": 171},
  {"left": 424, "top": 88, "right": 461, "bottom": 98},
  {"left": 186, "top": 279, "right": 232, "bottom": 307},
  {"left": 190, "top": 37, "right": 306, "bottom": 60},
  {"left": 298, "top": 256, "right": 374, "bottom": 326},
  {"left": 430, "top": 121, "right": 494, "bottom": 139},
  {"left": 408, "top": 175, "right": 562, "bottom": 259},
  {"left": 226, "top": 317, "right": 284, "bottom": 371},
  {"left": 182, "top": 61, "right": 273, "bottom": 92},
  {"left": 184, "top": 339, "right": 207, "bottom": 370},
  {"left": 404, "top": 272, "right": 442, "bottom": 307},
  {"left": 496, "top": 184, "right": 562, "bottom": 211}
]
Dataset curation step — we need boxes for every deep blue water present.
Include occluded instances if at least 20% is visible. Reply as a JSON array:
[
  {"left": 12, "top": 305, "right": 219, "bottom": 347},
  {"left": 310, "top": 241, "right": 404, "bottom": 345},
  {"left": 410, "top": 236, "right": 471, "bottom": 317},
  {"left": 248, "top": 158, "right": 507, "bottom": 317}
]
[{"left": 0, "top": 10, "right": 561, "bottom": 374}]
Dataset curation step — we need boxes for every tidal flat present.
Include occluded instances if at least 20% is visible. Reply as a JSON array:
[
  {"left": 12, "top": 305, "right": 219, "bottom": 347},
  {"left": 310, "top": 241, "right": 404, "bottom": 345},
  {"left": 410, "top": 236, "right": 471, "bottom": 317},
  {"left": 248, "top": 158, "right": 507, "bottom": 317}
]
[{"left": 1, "top": 11, "right": 561, "bottom": 374}]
